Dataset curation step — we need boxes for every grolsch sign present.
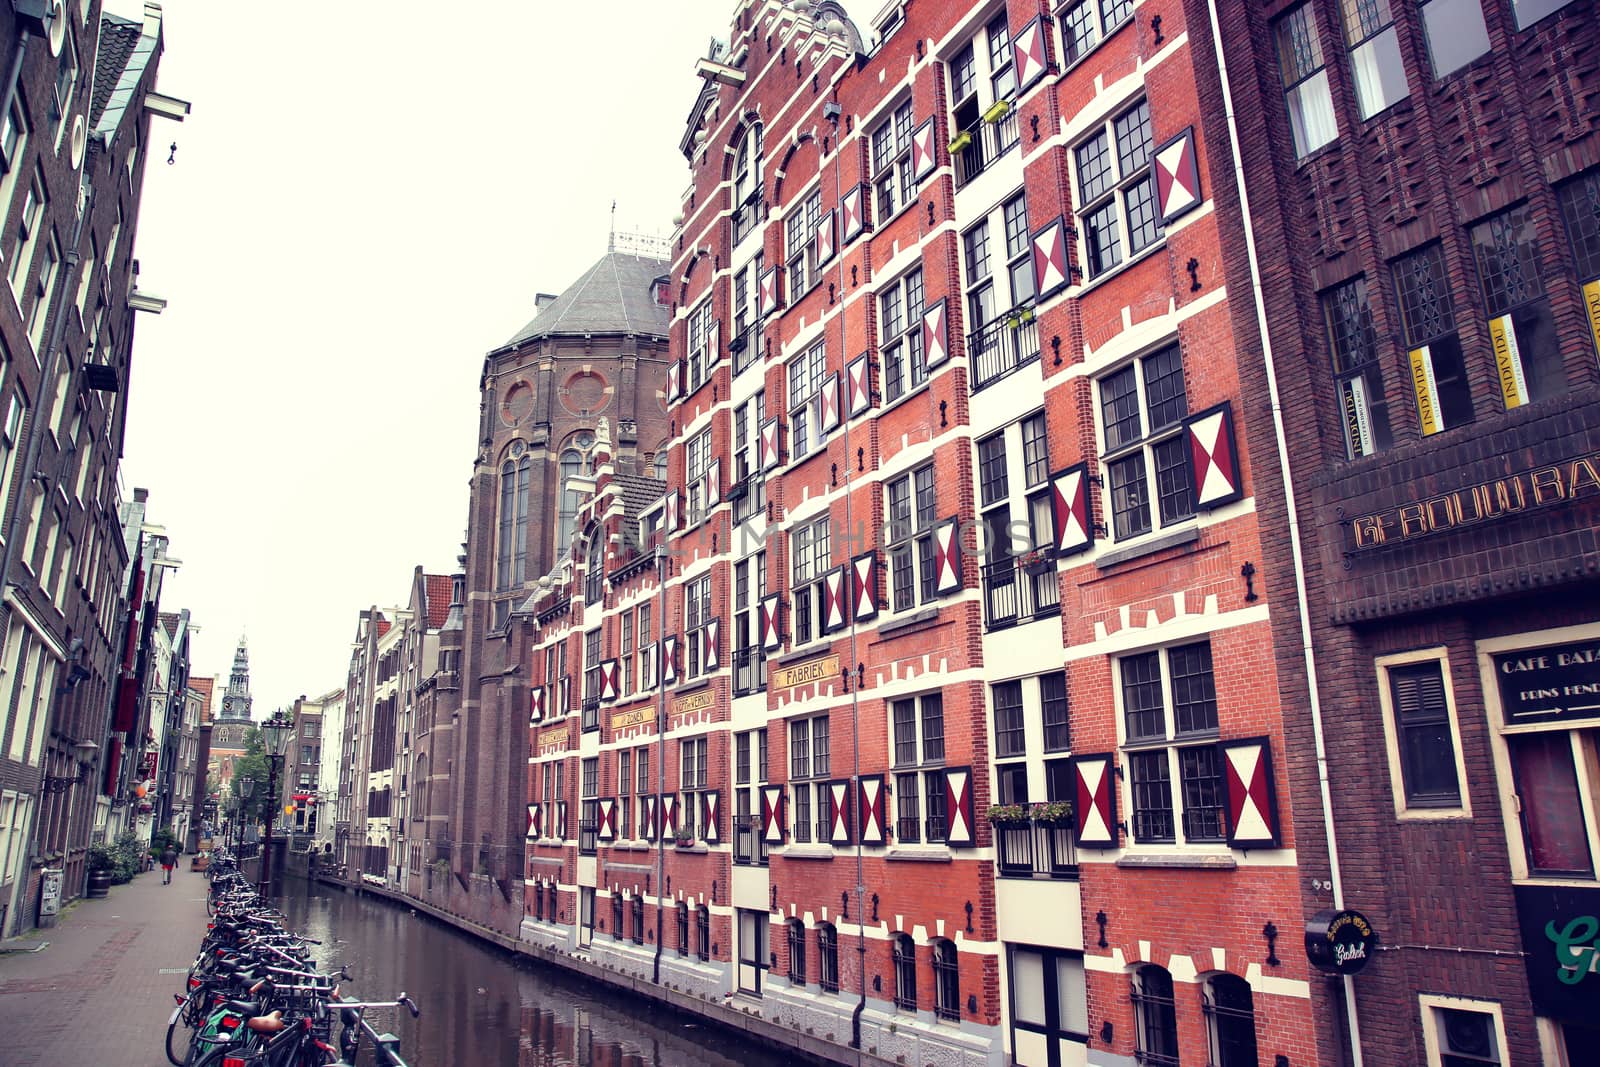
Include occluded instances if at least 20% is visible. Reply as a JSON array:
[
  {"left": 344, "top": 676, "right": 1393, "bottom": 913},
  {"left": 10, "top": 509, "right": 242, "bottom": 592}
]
[
  {"left": 1515, "top": 884, "right": 1600, "bottom": 1023},
  {"left": 1305, "top": 909, "right": 1378, "bottom": 975}
]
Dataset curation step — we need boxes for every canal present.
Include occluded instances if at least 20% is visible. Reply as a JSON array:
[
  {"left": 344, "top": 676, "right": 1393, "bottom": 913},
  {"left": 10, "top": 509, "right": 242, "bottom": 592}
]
[{"left": 273, "top": 878, "right": 798, "bottom": 1067}]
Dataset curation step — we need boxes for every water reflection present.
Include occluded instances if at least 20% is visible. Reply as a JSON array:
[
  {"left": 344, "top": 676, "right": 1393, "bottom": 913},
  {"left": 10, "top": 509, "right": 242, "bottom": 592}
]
[{"left": 273, "top": 879, "right": 792, "bottom": 1067}]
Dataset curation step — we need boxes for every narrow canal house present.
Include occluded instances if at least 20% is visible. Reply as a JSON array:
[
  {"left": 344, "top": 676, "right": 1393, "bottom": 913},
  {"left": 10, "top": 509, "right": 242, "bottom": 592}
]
[
  {"left": 1206, "top": 0, "right": 1600, "bottom": 1060},
  {"left": 507, "top": 0, "right": 1324, "bottom": 1063}
]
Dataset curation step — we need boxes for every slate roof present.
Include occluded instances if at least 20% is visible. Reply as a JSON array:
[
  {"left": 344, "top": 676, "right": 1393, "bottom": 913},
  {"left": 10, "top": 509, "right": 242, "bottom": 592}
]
[
  {"left": 500, "top": 252, "right": 669, "bottom": 350},
  {"left": 424, "top": 574, "right": 452, "bottom": 629},
  {"left": 90, "top": 15, "right": 142, "bottom": 126},
  {"left": 612, "top": 473, "right": 667, "bottom": 518}
]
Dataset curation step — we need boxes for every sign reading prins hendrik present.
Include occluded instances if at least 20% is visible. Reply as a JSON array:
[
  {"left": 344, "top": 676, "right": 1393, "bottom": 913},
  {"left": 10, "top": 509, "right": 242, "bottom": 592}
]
[{"left": 1494, "top": 639, "right": 1600, "bottom": 725}]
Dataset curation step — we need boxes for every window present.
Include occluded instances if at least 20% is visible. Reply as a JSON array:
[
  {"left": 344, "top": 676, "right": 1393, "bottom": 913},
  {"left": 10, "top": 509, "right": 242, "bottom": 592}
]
[
  {"left": 789, "top": 515, "right": 831, "bottom": 645},
  {"left": 1469, "top": 203, "right": 1564, "bottom": 409},
  {"left": 585, "top": 535, "right": 602, "bottom": 606},
  {"left": 948, "top": 14, "right": 1019, "bottom": 188},
  {"left": 891, "top": 693, "right": 946, "bottom": 844},
  {"left": 631, "top": 896, "right": 645, "bottom": 945},
  {"left": 1418, "top": 0, "right": 1489, "bottom": 78},
  {"left": 1276, "top": 5, "right": 1338, "bottom": 158},
  {"left": 1559, "top": 169, "right": 1600, "bottom": 361},
  {"left": 677, "top": 901, "right": 690, "bottom": 955},
  {"left": 684, "top": 572, "right": 712, "bottom": 679},
  {"left": 1205, "top": 974, "right": 1259, "bottom": 1067},
  {"left": 732, "top": 391, "right": 767, "bottom": 522},
  {"left": 787, "top": 919, "right": 806, "bottom": 985},
  {"left": 1510, "top": 0, "right": 1580, "bottom": 30},
  {"left": 50, "top": 28, "right": 77, "bottom": 139},
  {"left": 878, "top": 267, "right": 926, "bottom": 404},
  {"left": 582, "top": 629, "right": 601, "bottom": 729},
  {"left": 1322, "top": 277, "right": 1392, "bottom": 458},
  {"left": 1394, "top": 243, "right": 1473, "bottom": 434},
  {"left": 732, "top": 255, "right": 765, "bottom": 374},
  {"left": 579, "top": 887, "right": 595, "bottom": 946},
  {"left": 557, "top": 449, "right": 584, "bottom": 554},
  {"left": 817, "top": 924, "right": 839, "bottom": 993},
  {"left": 1074, "top": 100, "right": 1160, "bottom": 279},
  {"left": 732, "top": 124, "right": 763, "bottom": 245},
  {"left": 618, "top": 749, "right": 632, "bottom": 839},
  {"left": 686, "top": 298, "right": 715, "bottom": 393},
  {"left": 932, "top": 939, "right": 960, "bottom": 1022},
  {"left": 1057, "top": 0, "right": 1134, "bottom": 64},
  {"left": 696, "top": 905, "right": 711, "bottom": 961},
  {"left": 679, "top": 735, "right": 708, "bottom": 841},
  {"left": 787, "top": 340, "right": 829, "bottom": 460},
  {"left": 26, "top": 232, "right": 58, "bottom": 352},
  {"left": 1339, "top": 0, "right": 1408, "bottom": 119},
  {"left": 0, "top": 392, "right": 24, "bottom": 506},
  {"left": 1098, "top": 345, "right": 1192, "bottom": 541},
  {"left": 7, "top": 166, "right": 42, "bottom": 294},
  {"left": 1131, "top": 966, "right": 1179, "bottom": 1066},
  {"left": 1007, "top": 946, "right": 1088, "bottom": 1055},
  {"left": 1121, "top": 642, "right": 1225, "bottom": 844},
  {"left": 685, "top": 426, "right": 713, "bottom": 526},
  {"left": 0, "top": 95, "right": 29, "bottom": 221},
  {"left": 637, "top": 603, "right": 655, "bottom": 692},
  {"left": 611, "top": 892, "right": 624, "bottom": 939},
  {"left": 785, "top": 187, "right": 823, "bottom": 299},
  {"left": 892, "top": 934, "right": 917, "bottom": 1011},
  {"left": 885, "top": 464, "right": 936, "bottom": 612},
  {"left": 979, "top": 412, "right": 1059, "bottom": 627},
  {"left": 738, "top": 908, "right": 765, "bottom": 993},
  {"left": 1422, "top": 999, "right": 1506, "bottom": 1066},
  {"left": 966, "top": 194, "right": 1040, "bottom": 389},
  {"left": 1507, "top": 730, "right": 1594, "bottom": 878},
  {"left": 619, "top": 609, "right": 634, "bottom": 703},
  {"left": 734, "top": 727, "right": 769, "bottom": 865},
  {"left": 789, "top": 714, "right": 829, "bottom": 844},
  {"left": 733, "top": 552, "right": 768, "bottom": 696},
  {"left": 1380, "top": 657, "right": 1465, "bottom": 811},
  {"left": 871, "top": 99, "right": 915, "bottom": 219}
]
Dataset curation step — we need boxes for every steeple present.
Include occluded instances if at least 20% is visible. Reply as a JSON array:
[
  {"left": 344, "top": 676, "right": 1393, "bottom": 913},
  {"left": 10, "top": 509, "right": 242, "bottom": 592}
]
[{"left": 219, "top": 636, "right": 253, "bottom": 722}]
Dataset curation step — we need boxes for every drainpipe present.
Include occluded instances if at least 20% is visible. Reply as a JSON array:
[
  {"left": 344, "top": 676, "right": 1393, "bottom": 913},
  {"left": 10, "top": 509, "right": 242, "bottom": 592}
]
[
  {"left": 1200, "top": 2, "right": 1363, "bottom": 1062},
  {"left": 652, "top": 544, "right": 669, "bottom": 984}
]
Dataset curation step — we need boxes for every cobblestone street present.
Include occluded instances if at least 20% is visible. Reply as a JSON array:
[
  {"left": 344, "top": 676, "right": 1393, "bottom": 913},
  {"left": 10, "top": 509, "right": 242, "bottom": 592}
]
[{"left": 0, "top": 865, "right": 207, "bottom": 1066}]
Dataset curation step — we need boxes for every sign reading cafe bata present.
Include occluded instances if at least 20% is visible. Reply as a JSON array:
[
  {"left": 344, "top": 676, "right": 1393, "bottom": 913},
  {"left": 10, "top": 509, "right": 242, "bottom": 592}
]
[{"left": 1494, "top": 639, "right": 1600, "bottom": 725}]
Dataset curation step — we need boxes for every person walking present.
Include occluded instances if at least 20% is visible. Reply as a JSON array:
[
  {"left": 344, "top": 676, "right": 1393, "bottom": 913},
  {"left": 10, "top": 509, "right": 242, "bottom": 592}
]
[{"left": 160, "top": 843, "right": 178, "bottom": 885}]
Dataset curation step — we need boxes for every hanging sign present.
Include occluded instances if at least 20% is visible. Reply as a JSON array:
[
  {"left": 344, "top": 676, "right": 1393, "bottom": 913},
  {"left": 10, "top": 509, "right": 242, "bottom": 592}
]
[
  {"left": 1494, "top": 639, "right": 1600, "bottom": 725},
  {"left": 1305, "top": 909, "right": 1378, "bottom": 975}
]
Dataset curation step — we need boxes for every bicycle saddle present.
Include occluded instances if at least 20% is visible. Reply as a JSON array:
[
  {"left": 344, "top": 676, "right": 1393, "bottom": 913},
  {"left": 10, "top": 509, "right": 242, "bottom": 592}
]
[{"left": 246, "top": 1011, "right": 285, "bottom": 1033}]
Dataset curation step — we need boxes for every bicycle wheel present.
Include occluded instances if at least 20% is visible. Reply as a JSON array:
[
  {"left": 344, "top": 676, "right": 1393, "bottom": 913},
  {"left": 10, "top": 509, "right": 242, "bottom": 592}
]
[{"left": 166, "top": 992, "right": 199, "bottom": 1065}]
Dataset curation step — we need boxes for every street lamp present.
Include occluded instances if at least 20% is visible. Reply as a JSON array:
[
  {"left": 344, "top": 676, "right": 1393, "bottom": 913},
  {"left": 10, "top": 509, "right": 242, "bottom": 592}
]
[
  {"left": 259, "top": 711, "right": 293, "bottom": 896},
  {"left": 238, "top": 776, "right": 255, "bottom": 853}
]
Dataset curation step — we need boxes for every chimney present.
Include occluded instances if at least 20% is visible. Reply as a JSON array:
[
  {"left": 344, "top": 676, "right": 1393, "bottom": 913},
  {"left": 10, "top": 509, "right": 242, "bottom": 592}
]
[{"left": 534, "top": 292, "right": 559, "bottom": 311}]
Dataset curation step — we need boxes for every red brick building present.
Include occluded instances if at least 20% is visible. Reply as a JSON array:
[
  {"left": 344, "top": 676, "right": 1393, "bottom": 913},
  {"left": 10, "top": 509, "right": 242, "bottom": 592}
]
[{"left": 1210, "top": 0, "right": 1600, "bottom": 1062}]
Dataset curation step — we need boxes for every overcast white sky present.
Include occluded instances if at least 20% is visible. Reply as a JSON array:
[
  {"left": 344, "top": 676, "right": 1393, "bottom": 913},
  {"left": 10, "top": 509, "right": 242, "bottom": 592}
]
[{"left": 112, "top": 0, "right": 874, "bottom": 715}]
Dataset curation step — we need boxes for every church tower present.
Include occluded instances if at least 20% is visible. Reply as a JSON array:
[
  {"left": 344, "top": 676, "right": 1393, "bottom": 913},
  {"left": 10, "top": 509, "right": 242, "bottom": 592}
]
[{"left": 213, "top": 637, "right": 254, "bottom": 749}]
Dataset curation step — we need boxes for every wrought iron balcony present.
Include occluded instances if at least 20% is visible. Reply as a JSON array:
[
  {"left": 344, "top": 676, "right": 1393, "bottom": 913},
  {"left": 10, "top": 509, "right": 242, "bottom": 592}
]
[
  {"left": 994, "top": 818, "right": 1079, "bottom": 878},
  {"left": 732, "top": 645, "right": 767, "bottom": 697},
  {"left": 968, "top": 308, "right": 1041, "bottom": 391},
  {"left": 733, "top": 814, "right": 768, "bottom": 866},
  {"left": 578, "top": 819, "right": 598, "bottom": 856},
  {"left": 982, "top": 555, "right": 1061, "bottom": 629},
  {"left": 952, "top": 103, "right": 1020, "bottom": 189}
]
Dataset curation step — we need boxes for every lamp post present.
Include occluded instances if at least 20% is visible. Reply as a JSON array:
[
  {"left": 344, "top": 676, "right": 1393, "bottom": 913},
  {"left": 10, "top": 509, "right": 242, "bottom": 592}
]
[
  {"left": 238, "top": 776, "right": 255, "bottom": 854},
  {"left": 259, "top": 712, "right": 293, "bottom": 897}
]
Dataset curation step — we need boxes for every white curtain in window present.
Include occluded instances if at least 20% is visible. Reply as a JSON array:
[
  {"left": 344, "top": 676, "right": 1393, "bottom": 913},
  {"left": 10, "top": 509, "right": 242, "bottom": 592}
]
[{"left": 1287, "top": 70, "right": 1338, "bottom": 157}]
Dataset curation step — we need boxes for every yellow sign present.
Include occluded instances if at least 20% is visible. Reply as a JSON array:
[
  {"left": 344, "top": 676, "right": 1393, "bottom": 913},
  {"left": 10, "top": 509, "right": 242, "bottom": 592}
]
[
  {"left": 1408, "top": 346, "right": 1441, "bottom": 436},
  {"left": 673, "top": 690, "right": 717, "bottom": 716},
  {"left": 1489, "top": 314, "right": 1528, "bottom": 410},
  {"left": 538, "top": 724, "right": 567, "bottom": 748},
  {"left": 770, "top": 654, "right": 840, "bottom": 691},
  {"left": 611, "top": 707, "right": 654, "bottom": 731},
  {"left": 1583, "top": 279, "right": 1600, "bottom": 360}
]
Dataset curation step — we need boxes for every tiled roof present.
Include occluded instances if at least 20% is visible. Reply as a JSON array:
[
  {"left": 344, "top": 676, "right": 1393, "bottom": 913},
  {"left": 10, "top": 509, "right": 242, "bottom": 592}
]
[
  {"left": 612, "top": 473, "right": 667, "bottom": 518},
  {"left": 158, "top": 612, "right": 182, "bottom": 639},
  {"left": 90, "top": 15, "right": 142, "bottom": 126},
  {"left": 376, "top": 619, "right": 392, "bottom": 638},
  {"left": 189, "top": 677, "right": 215, "bottom": 722},
  {"left": 424, "top": 574, "right": 452, "bottom": 629},
  {"left": 499, "top": 252, "right": 669, "bottom": 349}
]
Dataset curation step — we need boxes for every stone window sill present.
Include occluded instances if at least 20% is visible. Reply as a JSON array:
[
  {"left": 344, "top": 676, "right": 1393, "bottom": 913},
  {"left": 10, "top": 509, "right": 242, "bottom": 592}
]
[
  {"left": 1114, "top": 852, "right": 1237, "bottom": 870},
  {"left": 1095, "top": 524, "right": 1199, "bottom": 570}
]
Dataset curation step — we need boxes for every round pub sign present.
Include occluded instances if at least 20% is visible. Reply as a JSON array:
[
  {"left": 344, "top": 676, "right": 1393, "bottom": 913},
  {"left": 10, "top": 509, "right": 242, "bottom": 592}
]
[{"left": 1305, "top": 909, "right": 1378, "bottom": 975}]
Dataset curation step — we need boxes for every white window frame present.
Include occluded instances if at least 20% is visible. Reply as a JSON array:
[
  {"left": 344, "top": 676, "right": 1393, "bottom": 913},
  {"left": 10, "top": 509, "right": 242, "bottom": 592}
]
[
  {"left": 788, "top": 713, "right": 830, "bottom": 845},
  {"left": 1417, "top": 994, "right": 1508, "bottom": 1067},
  {"left": 732, "top": 390, "right": 766, "bottom": 523},
  {"left": 885, "top": 462, "right": 937, "bottom": 614},
  {"left": 685, "top": 425, "right": 713, "bottom": 526},
  {"left": 1374, "top": 647, "right": 1472, "bottom": 820},
  {"left": 1095, "top": 343, "right": 1194, "bottom": 543},
  {"left": 786, "top": 340, "right": 830, "bottom": 462},
  {"left": 683, "top": 572, "right": 712, "bottom": 679},
  {"left": 789, "top": 515, "right": 831, "bottom": 647},
  {"left": 1115, "top": 641, "right": 1228, "bottom": 847},
  {"left": 784, "top": 185, "right": 823, "bottom": 299},
  {"left": 679, "top": 735, "right": 708, "bottom": 840},
  {"left": 1071, "top": 98, "right": 1162, "bottom": 281},
  {"left": 1276, "top": 4, "right": 1339, "bottom": 159},
  {"left": 869, "top": 98, "right": 914, "bottom": 221},
  {"left": 8, "top": 166, "right": 44, "bottom": 298},
  {"left": 1056, "top": 0, "right": 1136, "bottom": 66},
  {"left": 878, "top": 266, "right": 926, "bottom": 405},
  {"left": 686, "top": 297, "right": 715, "bottom": 393},
  {"left": 890, "top": 692, "right": 947, "bottom": 846}
]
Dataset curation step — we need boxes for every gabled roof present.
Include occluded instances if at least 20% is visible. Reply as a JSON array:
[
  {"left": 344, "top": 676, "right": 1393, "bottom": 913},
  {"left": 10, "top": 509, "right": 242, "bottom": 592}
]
[
  {"left": 498, "top": 252, "right": 669, "bottom": 351},
  {"left": 90, "top": 15, "right": 142, "bottom": 126},
  {"left": 424, "top": 574, "right": 452, "bottom": 629},
  {"left": 612, "top": 473, "right": 668, "bottom": 518},
  {"left": 158, "top": 612, "right": 182, "bottom": 639},
  {"left": 92, "top": 7, "right": 161, "bottom": 145}
]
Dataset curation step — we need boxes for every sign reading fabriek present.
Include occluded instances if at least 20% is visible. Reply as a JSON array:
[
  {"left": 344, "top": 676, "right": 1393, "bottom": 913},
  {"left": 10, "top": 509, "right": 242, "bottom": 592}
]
[
  {"left": 770, "top": 654, "right": 840, "bottom": 691},
  {"left": 1494, "top": 639, "right": 1600, "bottom": 725},
  {"left": 1346, "top": 448, "right": 1600, "bottom": 551}
]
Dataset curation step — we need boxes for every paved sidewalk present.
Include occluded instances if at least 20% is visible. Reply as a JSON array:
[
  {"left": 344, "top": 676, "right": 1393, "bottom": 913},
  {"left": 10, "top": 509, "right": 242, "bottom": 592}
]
[{"left": 0, "top": 863, "right": 208, "bottom": 1066}]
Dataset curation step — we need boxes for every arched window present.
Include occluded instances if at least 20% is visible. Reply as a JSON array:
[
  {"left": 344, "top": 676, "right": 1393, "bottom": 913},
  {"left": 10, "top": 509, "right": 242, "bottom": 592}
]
[
  {"left": 1205, "top": 973, "right": 1258, "bottom": 1067},
  {"left": 651, "top": 450, "right": 668, "bottom": 481},
  {"left": 585, "top": 533, "right": 603, "bottom": 606},
  {"left": 496, "top": 449, "right": 531, "bottom": 589},
  {"left": 816, "top": 923, "right": 839, "bottom": 993},
  {"left": 677, "top": 901, "right": 690, "bottom": 956},
  {"left": 1132, "top": 965, "right": 1179, "bottom": 1066},
  {"left": 892, "top": 933, "right": 917, "bottom": 1011},
  {"left": 732, "top": 123, "right": 764, "bottom": 243},
  {"left": 631, "top": 895, "right": 645, "bottom": 945},
  {"left": 932, "top": 938, "right": 960, "bottom": 1021},
  {"left": 611, "top": 893, "right": 624, "bottom": 940},
  {"left": 557, "top": 449, "right": 583, "bottom": 552},
  {"left": 696, "top": 905, "right": 712, "bottom": 961},
  {"left": 787, "top": 919, "right": 807, "bottom": 985}
]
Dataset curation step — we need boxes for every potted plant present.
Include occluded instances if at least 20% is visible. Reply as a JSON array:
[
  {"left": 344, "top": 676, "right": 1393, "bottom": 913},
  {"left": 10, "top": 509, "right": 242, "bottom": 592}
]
[
  {"left": 674, "top": 831, "right": 697, "bottom": 849},
  {"left": 986, "top": 804, "right": 1030, "bottom": 827},
  {"left": 1018, "top": 548, "right": 1053, "bottom": 576},
  {"left": 1031, "top": 801, "right": 1073, "bottom": 826},
  {"left": 86, "top": 842, "right": 116, "bottom": 897},
  {"left": 982, "top": 98, "right": 1012, "bottom": 124},
  {"left": 948, "top": 129, "right": 973, "bottom": 154}
]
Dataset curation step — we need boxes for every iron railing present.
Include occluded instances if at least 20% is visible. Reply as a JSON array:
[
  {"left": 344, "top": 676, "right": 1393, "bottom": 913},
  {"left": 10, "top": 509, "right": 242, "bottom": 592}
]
[
  {"left": 733, "top": 814, "right": 769, "bottom": 865},
  {"left": 733, "top": 645, "right": 766, "bottom": 696},
  {"left": 969, "top": 310, "right": 1041, "bottom": 390},
  {"left": 994, "top": 818, "right": 1079, "bottom": 878},
  {"left": 953, "top": 105, "right": 1020, "bottom": 188},
  {"left": 982, "top": 555, "right": 1061, "bottom": 629}
]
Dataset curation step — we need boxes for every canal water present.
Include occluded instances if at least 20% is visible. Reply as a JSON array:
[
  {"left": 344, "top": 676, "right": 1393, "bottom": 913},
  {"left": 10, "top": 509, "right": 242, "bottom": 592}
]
[{"left": 274, "top": 878, "right": 797, "bottom": 1067}]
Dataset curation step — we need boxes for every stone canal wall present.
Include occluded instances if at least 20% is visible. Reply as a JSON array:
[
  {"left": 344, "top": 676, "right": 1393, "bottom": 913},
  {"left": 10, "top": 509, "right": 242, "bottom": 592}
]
[{"left": 301, "top": 869, "right": 910, "bottom": 1067}]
